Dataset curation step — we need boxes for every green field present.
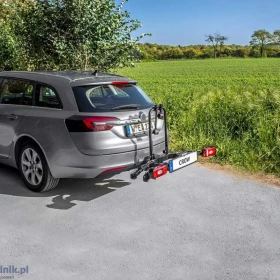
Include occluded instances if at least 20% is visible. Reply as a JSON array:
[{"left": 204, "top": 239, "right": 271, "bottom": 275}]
[{"left": 118, "top": 58, "right": 280, "bottom": 174}]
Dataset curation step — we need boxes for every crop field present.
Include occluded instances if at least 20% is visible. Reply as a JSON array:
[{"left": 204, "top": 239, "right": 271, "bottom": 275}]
[{"left": 118, "top": 58, "right": 280, "bottom": 174}]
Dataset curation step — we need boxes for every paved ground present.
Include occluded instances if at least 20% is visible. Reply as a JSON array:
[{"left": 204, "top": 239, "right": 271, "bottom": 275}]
[{"left": 0, "top": 163, "right": 280, "bottom": 280}]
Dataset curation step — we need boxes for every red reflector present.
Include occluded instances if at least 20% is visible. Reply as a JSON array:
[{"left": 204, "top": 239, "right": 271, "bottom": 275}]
[
  {"left": 203, "top": 147, "right": 216, "bottom": 157},
  {"left": 101, "top": 166, "right": 126, "bottom": 174},
  {"left": 152, "top": 165, "right": 168, "bottom": 179},
  {"left": 83, "top": 117, "right": 119, "bottom": 131}
]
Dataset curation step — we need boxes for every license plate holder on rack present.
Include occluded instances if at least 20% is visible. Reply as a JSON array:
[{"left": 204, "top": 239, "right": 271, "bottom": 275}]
[{"left": 169, "top": 152, "right": 198, "bottom": 173}]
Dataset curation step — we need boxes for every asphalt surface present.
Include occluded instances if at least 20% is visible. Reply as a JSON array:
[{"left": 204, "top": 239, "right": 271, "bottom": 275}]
[{"left": 0, "top": 163, "right": 280, "bottom": 280}]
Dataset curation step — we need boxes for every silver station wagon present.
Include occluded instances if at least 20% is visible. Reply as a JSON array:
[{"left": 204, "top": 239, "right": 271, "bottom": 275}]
[
  {"left": 0, "top": 71, "right": 168, "bottom": 192},
  {"left": 0, "top": 71, "right": 216, "bottom": 192}
]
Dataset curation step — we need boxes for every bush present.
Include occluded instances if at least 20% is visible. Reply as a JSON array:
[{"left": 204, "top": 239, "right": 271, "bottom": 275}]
[{"left": 156, "top": 88, "right": 280, "bottom": 173}]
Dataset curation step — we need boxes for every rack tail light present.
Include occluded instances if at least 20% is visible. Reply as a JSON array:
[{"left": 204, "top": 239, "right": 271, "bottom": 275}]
[
  {"left": 203, "top": 147, "right": 216, "bottom": 157},
  {"left": 150, "top": 164, "right": 168, "bottom": 179}
]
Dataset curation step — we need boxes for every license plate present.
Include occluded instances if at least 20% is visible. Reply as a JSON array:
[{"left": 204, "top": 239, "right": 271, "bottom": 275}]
[
  {"left": 126, "top": 122, "right": 155, "bottom": 136},
  {"left": 169, "top": 152, "right": 198, "bottom": 173}
]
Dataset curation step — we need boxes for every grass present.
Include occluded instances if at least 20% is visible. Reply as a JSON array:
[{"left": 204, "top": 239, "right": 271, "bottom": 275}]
[{"left": 118, "top": 58, "right": 280, "bottom": 175}]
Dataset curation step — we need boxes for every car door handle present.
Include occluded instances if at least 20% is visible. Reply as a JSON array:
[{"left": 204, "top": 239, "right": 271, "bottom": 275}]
[{"left": 7, "top": 114, "right": 19, "bottom": 120}]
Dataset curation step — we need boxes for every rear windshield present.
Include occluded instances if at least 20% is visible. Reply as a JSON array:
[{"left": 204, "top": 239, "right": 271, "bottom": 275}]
[{"left": 72, "top": 84, "right": 154, "bottom": 112}]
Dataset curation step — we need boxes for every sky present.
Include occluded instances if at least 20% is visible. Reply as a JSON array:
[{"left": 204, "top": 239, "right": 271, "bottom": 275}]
[{"left": 119, "top": 0, "right": 280, "bottom": 46}]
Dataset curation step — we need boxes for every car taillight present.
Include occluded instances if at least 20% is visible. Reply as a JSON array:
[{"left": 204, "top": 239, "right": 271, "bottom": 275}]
[
  {"left": 151, "top": 164, "right": 168, "bottom": 179},
  {"left": 83, "top": 117, "right": 119, "bottom": 131},
  {"left": 65, "top": 116, "right": 119, "bottom": 132},
  {"left": 203, "top": 147, "right": 216, "bottom": 157}
]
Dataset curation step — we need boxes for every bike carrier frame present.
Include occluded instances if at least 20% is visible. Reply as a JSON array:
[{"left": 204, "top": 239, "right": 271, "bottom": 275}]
[{"left": 130, "top": 104, "right": 212, "bottom": 182}]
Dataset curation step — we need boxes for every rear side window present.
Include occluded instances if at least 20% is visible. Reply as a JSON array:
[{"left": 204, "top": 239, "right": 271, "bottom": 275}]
[
  {"left": 0, "top": 78, "right": 29, "bottom": 105},
  {"left": 34, "top": 84, "right": 62, "bottom": 109},
  {"left": 72, "top": 84, "right": 154, "bottom": 112}
]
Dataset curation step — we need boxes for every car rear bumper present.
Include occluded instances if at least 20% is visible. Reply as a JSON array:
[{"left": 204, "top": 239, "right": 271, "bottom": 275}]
[{"left": 48, "top": 141, "right": 166, "bottom": 179}]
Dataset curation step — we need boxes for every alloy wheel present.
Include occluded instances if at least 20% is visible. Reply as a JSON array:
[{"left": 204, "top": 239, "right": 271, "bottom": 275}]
[{"left": 21, "top": 148, "right": 43, "bottom": 186}]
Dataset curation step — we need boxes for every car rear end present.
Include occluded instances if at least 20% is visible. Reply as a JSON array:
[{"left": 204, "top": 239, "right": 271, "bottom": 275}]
[{"left": 63, "top": 78, "right": 166, "bottom": 178}]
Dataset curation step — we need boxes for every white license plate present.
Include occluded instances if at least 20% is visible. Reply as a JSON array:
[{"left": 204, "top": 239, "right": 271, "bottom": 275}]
[
  {"left": 126, "top": 122, "right": 155, "bottom": 136},
  {"left": 169, "top": 152, "right": 198, "bottom": 172}
]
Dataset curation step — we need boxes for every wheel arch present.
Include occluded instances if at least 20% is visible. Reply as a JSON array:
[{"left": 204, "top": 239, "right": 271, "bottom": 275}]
[{"left": 14, "top": 135, "right": 51, "bottom": 171}]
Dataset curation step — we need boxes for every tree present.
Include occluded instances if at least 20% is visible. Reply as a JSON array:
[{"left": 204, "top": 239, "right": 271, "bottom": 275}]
[
  {"left": 0, "top": 0, "right": 14, "bottom": 20},
  {"left": 0, "top": 1, "right": 28, "bottom": 70},
  {"left": 250, "top": 29, "right": 272, "bottom": 58},
  {"left": 0, "top": 20, "right": 15, "bottom": 70},
  {"left": 11, "top": 0, "right": 150, "bottom": 71},
  {"left": 215, "top": 34, "right": 228, "bottom": 58},
  {"left": 161, "top": 47, "right": 183, "bottom": 60},
  {"left": 232, "top": 47, "right": 249, "bottom": 58},
  {"left": 205, "top": 33, "right": 228, "bottom": 58},
  {"left": 205, "top": 34, "right": 216, "bottom": 58},
  {"left": 183, "top": 48, "right": 197, "bottom": 59},
  {"left": 273, "top": 30, "right": 280, "bottom": 44}
]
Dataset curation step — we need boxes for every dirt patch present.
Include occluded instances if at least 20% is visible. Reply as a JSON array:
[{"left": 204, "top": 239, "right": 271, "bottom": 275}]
[{"left": 197, "top": 161, "right": 280, "bottom": 188}]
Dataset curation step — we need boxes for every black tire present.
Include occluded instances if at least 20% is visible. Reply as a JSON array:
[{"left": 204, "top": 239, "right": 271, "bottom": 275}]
[{"left": 18, "top": 141, "right": 60, "bottom": 192}]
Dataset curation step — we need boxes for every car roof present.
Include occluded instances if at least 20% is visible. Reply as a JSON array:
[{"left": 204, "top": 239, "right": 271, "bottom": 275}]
[{"left": 0, "top": 71, "right": 137, "bottom": 86}]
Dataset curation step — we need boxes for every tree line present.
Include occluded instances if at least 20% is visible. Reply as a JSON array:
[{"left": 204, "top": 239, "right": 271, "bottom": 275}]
[
  {"left": 139, "top": 30, "right": 280, "bottom": 61},
  {"left": 0, "top": 1, "right": 279, "bottom": 71}
]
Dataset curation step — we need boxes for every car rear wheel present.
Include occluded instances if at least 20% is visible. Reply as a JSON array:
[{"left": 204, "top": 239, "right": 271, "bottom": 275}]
[{"left": 19, "top": 141, "right": 59, "bottom": 192}]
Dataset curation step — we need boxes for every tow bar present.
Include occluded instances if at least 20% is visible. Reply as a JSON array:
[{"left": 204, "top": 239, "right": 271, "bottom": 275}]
[{"left": 130, "top": 104, "right": 216, "bottom": 182}]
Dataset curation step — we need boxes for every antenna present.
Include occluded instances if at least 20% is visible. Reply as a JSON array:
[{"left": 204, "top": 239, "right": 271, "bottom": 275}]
[{"left": 92, "top": 70, "right": 98, "bottom": 76}]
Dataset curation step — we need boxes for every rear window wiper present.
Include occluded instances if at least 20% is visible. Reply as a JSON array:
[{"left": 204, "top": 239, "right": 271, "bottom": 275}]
[{"left": 111, "top": 104, "right": 140, "bottom": 110}]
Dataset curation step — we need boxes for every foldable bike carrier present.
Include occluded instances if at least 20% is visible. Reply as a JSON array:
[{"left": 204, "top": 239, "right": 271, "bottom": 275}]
[{"left": 130, "top": 104, "right": 211, "bottom": 182}]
